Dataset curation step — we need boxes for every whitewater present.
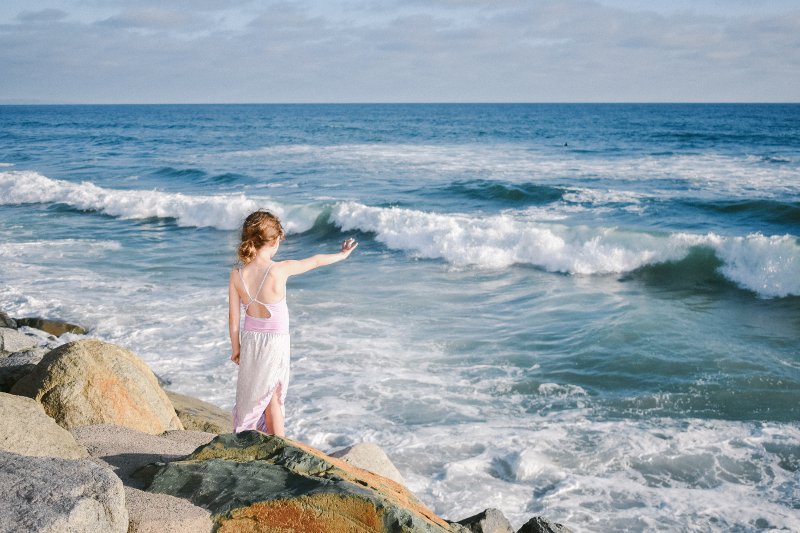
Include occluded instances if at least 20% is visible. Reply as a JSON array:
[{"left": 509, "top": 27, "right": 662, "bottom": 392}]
[
  {"left": 1, "top": 103, "right": 798, "bottom": 532},
  {"left": 2, "top": 170, "right": 798, "bottom": 298}
]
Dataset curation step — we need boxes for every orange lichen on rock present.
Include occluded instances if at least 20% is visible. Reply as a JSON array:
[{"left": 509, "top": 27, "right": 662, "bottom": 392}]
[
  {"left": 190, "top": 433, "right": 451, "bottom": 530},
  {"left": 145, "top": 432, "right": 462, "bottom": 533},
  {"left": 217, "top": 493, "right": 384, "bottom": 533},
  {"left": 11, "top": 339, "right": 182, "bottom": 434}
]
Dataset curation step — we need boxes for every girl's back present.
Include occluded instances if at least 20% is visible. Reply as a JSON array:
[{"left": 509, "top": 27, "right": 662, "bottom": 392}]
[{"left": 234, "top": 261, "right": 287, "bottom": 319}]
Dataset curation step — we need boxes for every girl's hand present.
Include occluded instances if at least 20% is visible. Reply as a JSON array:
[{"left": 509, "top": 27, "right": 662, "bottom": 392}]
[
  {"left": 341, "top": 238, "right": 358, "bottom": 256},
  {"left": 231, "top": 351, "right": 240, "bottom": 365}
]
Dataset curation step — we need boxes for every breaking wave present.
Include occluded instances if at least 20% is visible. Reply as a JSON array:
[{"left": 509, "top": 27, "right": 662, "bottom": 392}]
[
  {"left": 0, "top": 170, "right": 317, "bottom": 233},
  {"left": 3, "top": 170, "right": 797, "bottom": 298},
  {"left": 331, "top": 202, "right": 800, "bottom": 298}
]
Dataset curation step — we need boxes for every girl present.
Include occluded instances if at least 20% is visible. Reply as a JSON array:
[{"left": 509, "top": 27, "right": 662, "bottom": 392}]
[{"left": 229, "top": 210, "right": 357, "bottom": 436}]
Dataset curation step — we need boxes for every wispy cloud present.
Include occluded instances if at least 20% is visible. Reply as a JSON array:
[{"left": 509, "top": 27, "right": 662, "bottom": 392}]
[{"left": 16, "top": 8, "right": 68, "bottom": 23}]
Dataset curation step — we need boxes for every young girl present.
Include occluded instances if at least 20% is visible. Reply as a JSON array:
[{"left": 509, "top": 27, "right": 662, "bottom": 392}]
[{"left": 229, "top": 210, "right": 357, "bottom": 436}]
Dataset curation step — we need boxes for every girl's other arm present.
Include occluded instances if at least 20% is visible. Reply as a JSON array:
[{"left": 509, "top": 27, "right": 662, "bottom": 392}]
[
  {"left": 228, "top": 270, "right": 241, "bottom": 365},
  {"left": 282, "top": 238, "right": 358, "bottom": 277}
]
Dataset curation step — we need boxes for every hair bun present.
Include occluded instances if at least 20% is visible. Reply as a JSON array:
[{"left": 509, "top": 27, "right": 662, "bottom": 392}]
[{"left": 237, "top": 210, "right": 285, "bottom": 264}]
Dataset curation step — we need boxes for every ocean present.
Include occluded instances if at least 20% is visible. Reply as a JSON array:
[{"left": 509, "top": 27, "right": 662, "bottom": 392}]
[{"left": 0, "top": 103, "right": 798, "bottom": 531}]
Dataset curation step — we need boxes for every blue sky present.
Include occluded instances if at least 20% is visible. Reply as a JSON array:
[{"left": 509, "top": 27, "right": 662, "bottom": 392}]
[{"left": 0, "top": 1, "right": 798, "bottom": 103}]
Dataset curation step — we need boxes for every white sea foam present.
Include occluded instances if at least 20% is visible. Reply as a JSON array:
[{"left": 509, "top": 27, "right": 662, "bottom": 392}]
[
  {"left": 1, "top": 229, "right": 797, "bottom": 533},
  {"left": 220, "top": 143, "right": 800, "bottom": 198},
  {"left": 379, "top": 416, "right": 800, "bottom": 531},
  {"left": 0, "top": 170, "right": 316, "bottom": 233},
  {"left": 332, "top": 202, "right": 800, "bottom": 297},
  {"left": 3, "top": 171, "right": 797, "bottom": 297},
  {"left": 0, "top": 239, "right": 121, "bottom": 260}
]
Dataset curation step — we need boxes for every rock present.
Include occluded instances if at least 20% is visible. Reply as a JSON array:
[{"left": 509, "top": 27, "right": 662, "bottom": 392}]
[
  {"left": 457, "top": 508, "right": 515, "bottom": 533},
  {"left": 155, "top": 372, "right": 172, "bottom": 387},
  {"left": 11, "top": 339, "right": 183, "bottom": 434},
  {"left": 0, "top": 311, "right": 16, "bottom": 329},
  {"left": 15, "top": 317, "right": 87, "bottom": 336},
  {"left": 0, "top": 348, "right": 48, "bottom": 392},
  {"left": 0, "top": 450, "right": 128, "bottom": 533},
  {"left": 71, "top": 424, "right": 215, "bottom": 486},
  {"left": 0, "top": 327, "right": 38, "bottom": 355},
  {"left": 0, "top": 355, "right": 36, "bottom": 392},
  {"left": 0, "top": 392, "right": 88, "bottom": 459},
  {"left": 125, "top": 487, "right": 213, "bottom": 533},
  {"left": 517, "top": 516, "right": 573, "bottom": 533},
  {"left": 139, "top": 431, "right": 463, "bottom": 533},
  {"left": 70, "top": 424, "right": 214, "bottom": 532},
  {"left": 165, "top": 390, "right": 232, "bottom": 434},
  {"left": 330, "top": 442, "right": 407, "bottom": 486},
  {"left": 162, "top": 428, "right": 221, "bottom": 450}
]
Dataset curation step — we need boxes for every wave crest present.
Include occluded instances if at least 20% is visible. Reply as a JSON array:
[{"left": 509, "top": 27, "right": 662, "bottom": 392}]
[
  {"left": 332, "top": 202, "right": 800, "bottom": 298},
  {"left": 3, "top": 171, "right": 797, "bottom": 298},
  {"left": 0, "top": 170, "right": 316, "bottom": 233}
]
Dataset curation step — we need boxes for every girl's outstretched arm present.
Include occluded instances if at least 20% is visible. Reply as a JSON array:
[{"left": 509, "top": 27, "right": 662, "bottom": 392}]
[
  {"left": 228, "top": 270, "right": 241, "bottom": 365},
  {"left": 282, "top": 238, "right": 358, "bottom": 277}
]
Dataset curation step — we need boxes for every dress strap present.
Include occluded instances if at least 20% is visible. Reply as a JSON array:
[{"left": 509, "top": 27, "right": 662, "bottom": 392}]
[
  {"left": 240, "top": 263, "right": 274, "bottom": 310},
  {"left": 252, "top": 263, "right": 273, "bottom": 299},
  {"left": 237, "top": 268, "right": 252, "bottom": 300}
]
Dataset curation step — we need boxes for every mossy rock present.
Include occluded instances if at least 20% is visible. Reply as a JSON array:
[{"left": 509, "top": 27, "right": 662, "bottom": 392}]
[{"left": 139, "top": 431, "right": 460, "bottom": 533}]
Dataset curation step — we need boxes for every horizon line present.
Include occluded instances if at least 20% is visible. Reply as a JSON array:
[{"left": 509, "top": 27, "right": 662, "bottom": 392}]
[{"left": 1, "top": 101, "right": 798, "bottom": 106}]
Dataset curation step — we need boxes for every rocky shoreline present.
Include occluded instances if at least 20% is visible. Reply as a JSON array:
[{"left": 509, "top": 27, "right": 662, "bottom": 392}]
[{"left": 0, "top": 310, "right": 572, "bottom": 533}]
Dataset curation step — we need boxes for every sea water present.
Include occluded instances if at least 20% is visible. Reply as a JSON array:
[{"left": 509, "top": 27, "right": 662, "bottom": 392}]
[{"left": 0, "top": 104, "right": 798, "bottom": 531}]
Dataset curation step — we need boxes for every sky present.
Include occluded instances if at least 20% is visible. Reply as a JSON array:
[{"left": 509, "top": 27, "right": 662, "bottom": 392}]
[{"left": 0, "top": 0, "right": 798, "bottom": 103}]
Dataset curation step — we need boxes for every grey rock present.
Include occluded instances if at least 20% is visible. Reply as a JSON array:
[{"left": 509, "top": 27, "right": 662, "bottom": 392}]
[
  {"left": 161, "top": 428, "right": 221, "bottom": 451},
  {"left": 8, "top": 346, "right": 48, "bottom": 363},
  {"left": 330, "top": 441, "right": 407, "bottom": 486},
  {"left": 15, "top": 317, "right": 87, "bottom": 336},
  {"left": 124, "top": 486, "right": 212, "bottom": 533},
  {"left": 0, "top": 358, "right": 36, "bottom": 392},
  {"left": 165, "top": 390, "right": 232, "bottom": 434},
  {"left": 0, "top": 450, "right": 128, "bottom": 533},
  {"left": 70, "top": 423, "right": 215, "bottom": 487},
  {"left": 0, "top": 327, "right": 38, "bottom": 355},
  {"left": 517, "top": 516, "right": 573, "bottom": 533},
  {"left": 0, "top": 311, "right": 16, "bottom": 329},
  {"left": 0, "top": 348, "right": 48, "bottom": 392},
  {"left": 0, "top": 392, "right": 88, "bottom": 459},
  {"left": 71, "top": 424, "right": 214, "bottom": 532},
  {"left": 457, "top": 508, "right": 514, "bottom": 533}
]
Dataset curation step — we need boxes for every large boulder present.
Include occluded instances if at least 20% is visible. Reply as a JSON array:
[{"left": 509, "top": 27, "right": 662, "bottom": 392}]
[
  {"left": 330, "top": 442, "right": 406, "bottom": 486},
  {"left": 0, "top": 327, "right": 38, "bottom": 355},
  {"left": 0, "top": 392, "right": 88, "bottom": 459},
  {"left": 517, "top": 516, "right": 573, "bottom": 533},
  {"left": 139, "top": 431, "right": 464, "bottom": 533},
  {"left": 0, "top": 450, "right": 128, "bottom": 533},
  {"left": 71, "top": 424, "right": 214, "bottom": 532},
  {"left": 165, "top": 390, "right": 232, "bottom": 434},
  {"left": 11, "top": 339, "right": 183, "bottom": 434},
  {"left": 16, "top": 317, "right": 87, "bottom": 336},
  {"left": 456, "top": 508, "right": 514, "bottom": 533}
]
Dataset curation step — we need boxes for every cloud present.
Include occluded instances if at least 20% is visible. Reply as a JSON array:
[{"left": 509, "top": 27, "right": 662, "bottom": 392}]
[
  {"left": 96, "top": 9, "right": 208, "bottom": 32},
  {"left": 16, "top": 9, "right": 68, "bottom": 23},
  {"left": 0, "top": 0, "right": 797, "bottom": 103}
]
